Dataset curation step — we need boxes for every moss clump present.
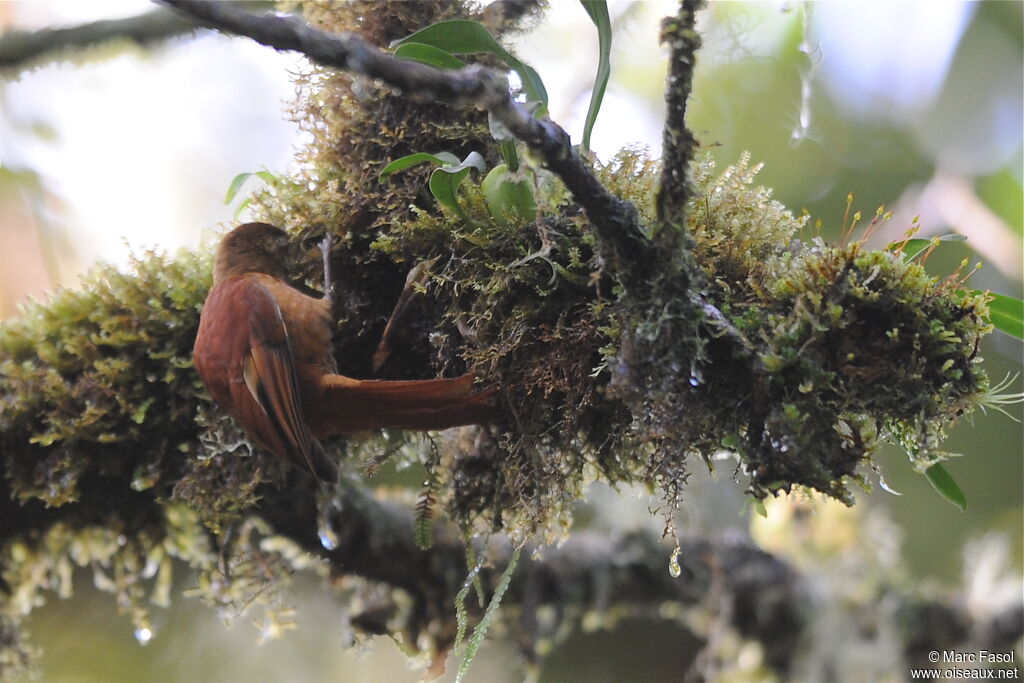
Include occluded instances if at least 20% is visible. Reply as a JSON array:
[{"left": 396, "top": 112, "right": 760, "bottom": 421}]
[
  {"left": 0, "top": 249, "right": 210, "bottom": 505},
  {"left": 252, "top": 1, "right": 504, "bottom": 382},
  {"left": 0, "top": 248, "right": 300, "bottom": 674},
  {"left": 265, "top": 145, "right": 989, "bottom": 533}
]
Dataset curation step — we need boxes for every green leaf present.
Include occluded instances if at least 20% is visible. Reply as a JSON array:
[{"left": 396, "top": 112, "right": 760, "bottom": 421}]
[
  {"left": 924, "top": 463, "right": 967, "bottom": 511},
  {"left": 224, "top": 172, "right": 253, "bottom": 204},
  {"left": 392, "top": 20, "right": 548, "bottom": 109},
  {"left": 233, "top": 196, "right": 253, "bottom": 220},
  {"left": 379, "top": 151, "right": 484, "bottom": 219},
  {"left": 224, "top": 170, "right": 277, "bottom": 204},
  {"left": 378, "top": 152, "right": 460, "bottom": 181},
  {"left": 393, "top": 42, "right": 466, "bottom": 69},
  {"left": 429, "top": 167, "right": 474, "bottom": 218},
  {"left": 985, "top": 292, "right": 1024, "bottom": 339},
  {"left": 426, "top": 151, "right": 486, "bottom": 219},
  {"left": 579, "top": 0, "right": 612, "bottom": 152},
  {"left": 887, "top": 233, "right": 967, "bottom": 262}
]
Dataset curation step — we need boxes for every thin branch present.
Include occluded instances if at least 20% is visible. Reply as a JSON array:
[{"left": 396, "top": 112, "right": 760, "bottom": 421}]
[
  {"left": 156, "top": 0, "right": 651, "bottom": 284},
  {"left": 655, "top": 0, "right": 704, "bottom": 234},
  {"left": 0, "top": 8, "right": 198, "bottom": 70}
]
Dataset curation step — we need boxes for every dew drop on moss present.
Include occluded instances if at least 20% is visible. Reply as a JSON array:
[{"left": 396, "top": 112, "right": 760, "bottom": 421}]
[{"left": 668, "top": 545, "right": 682, "bottom": 579}]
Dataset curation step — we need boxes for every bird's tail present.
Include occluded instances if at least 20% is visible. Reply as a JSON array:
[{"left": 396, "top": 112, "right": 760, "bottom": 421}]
[{"left": 310, "top": 373, "right": 499, "bottom": 434}]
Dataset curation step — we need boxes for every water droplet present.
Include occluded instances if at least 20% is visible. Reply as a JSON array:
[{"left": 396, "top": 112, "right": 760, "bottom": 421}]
[
  {"left": 318, "top": 527, "right": 338, "bottom": 551},
  {"left": 134, "top": 627, "right": 153, "bottom": 645},
  {"left": 316, "top": 487, "right": 340, "bottom": 551},
  {"left": 688, "top": 361, "right": 704, "bottom": 387},
  {"left": 668, "top": 545, "right": 682, "bottom": 579}
]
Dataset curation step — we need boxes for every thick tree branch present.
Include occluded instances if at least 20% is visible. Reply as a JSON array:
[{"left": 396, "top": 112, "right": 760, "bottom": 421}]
[
  {"left": 156, "top": 0, "right": 651, "bottom": 284},
  {"left": 258, "top": 472, "right": 1021, "bottom": 675},
  {"left": 259, "top": 471, "right": 804, "bottom": 667},
  {"left": 0, "top": 8, "right": 198, "bottom": 70}
]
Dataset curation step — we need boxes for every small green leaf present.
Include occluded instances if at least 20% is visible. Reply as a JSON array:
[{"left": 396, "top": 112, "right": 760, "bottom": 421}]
[
  {"left": 393, "top": 42, "right": 466, "bottom": 69},
  {"left": 445, "top": 150, "right": 487, "bottom": 175},
  {"left": 233, "top": 196, "right": 253, "bottom": 220},
  {"left": 985, "top": 292, "right": 1024, "bottom": 340},
  {"left": 224, "top": 170, "right": 277, "bottom": 204},
  {"left": 224, "top": 172, "right": 253, "bottom": 204},
  {"left": 392, "top": 20, "right": 548, "bottom": 109},
  {"left": 378, "top": 152, "right": 460, "bottom": 181},
  {"left": 429, "top": 166, "right": 474, "bottom": 219},
  {"left": 380, "top": 151, "right": 484, "bottom": 219},
  {"left": 924, "top": 463, "right": 967, "bottom": 511},
  {"left": 579, "top": 0, "right": 612, "bottom": 152}
]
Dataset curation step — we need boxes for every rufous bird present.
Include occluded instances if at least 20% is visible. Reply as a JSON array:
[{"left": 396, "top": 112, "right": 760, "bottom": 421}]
[{"left": 193, "top": 222, "right": 497, "bottom": 483}]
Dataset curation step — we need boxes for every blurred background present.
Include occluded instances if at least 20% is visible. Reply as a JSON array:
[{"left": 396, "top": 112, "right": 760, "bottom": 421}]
[{"left": 1, "top": 1, "right": 1021, "bottom": 681}]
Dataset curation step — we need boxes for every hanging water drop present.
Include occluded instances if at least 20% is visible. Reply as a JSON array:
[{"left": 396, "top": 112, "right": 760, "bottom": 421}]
[
  {"left": 318, "top": 527, "right": 338, "bottom": 551},
  {"left": 668, "top": 545, "right": 682, "bottom": 579},
  {"left": 689, "top": 360, "right": 704, "bottom": 387},
  {"left": 134, "top": 627, "right": 153, "bottom": 645},
  {"left": 317, "top": 485, "right": 340, "bottom": 550}
]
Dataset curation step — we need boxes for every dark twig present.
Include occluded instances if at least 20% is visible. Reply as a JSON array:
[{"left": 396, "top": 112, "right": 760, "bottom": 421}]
[
  {"left": 0, "top": 7, "right": 198, "bottom": 70},
  {"left": 157, "top": 0, "right": 651, "bottom": 284},
  {"left": 655, "top": 0, "right": 704, "bottom": 237}
]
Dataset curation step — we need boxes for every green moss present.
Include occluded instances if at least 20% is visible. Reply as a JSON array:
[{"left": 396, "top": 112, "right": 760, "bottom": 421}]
[{"left": 1, "top": 249, "right": 210, "bottom": 505}]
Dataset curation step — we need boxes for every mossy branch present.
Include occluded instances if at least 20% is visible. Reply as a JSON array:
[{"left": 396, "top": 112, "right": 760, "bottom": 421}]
[
  {"left": 655, "top": 0, "right": 704, "bottom": 252},
  {"left": 0, "top": 7, "right": 200, "bottom": 70},
  {"left": 0, "top": 1, "right": 1012, "bottom": 678},
  {"left": 158, "top": 0, "right": 651, "bottom": 286}
]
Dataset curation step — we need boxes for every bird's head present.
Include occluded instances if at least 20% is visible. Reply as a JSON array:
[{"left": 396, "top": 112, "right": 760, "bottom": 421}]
[{"left": 213, "top": 222, "right": 294, "bottom": 282}]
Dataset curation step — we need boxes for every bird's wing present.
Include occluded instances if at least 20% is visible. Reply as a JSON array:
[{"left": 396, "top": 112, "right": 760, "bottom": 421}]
[{"left": 236, "top": 278, "right": 336, "bottom": 482}]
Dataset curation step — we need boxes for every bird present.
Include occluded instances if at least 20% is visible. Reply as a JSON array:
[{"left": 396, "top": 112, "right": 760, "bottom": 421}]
[{"left": 193, "top": 222, "right": 497, "bottom": 483}]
